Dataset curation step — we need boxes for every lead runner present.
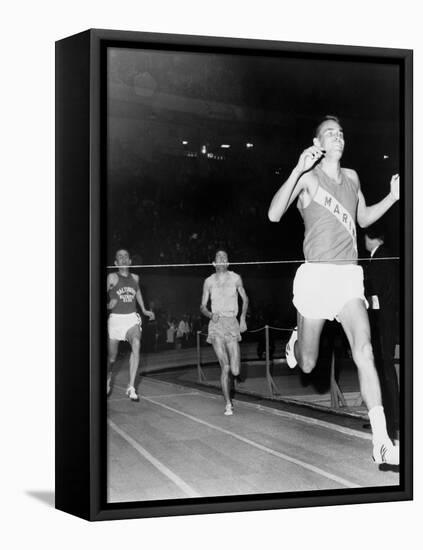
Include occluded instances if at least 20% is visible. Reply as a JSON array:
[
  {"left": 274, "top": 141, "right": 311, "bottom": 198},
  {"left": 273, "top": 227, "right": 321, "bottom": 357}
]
[{"left": 268, "top": 115, "right": 400, "bottom": 465}]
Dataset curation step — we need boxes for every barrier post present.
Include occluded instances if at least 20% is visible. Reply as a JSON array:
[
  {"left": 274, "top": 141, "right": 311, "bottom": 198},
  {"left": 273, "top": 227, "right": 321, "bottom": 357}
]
[
  {"left": 330, "top": 350, "right": 347, "bottom": 408},
  {"left": 265, "top": 325, "right": 273, "bottom": 397},
  {"left": 264, "top": 325, "right": 281, "bottom": 398},
  {"left": 196, "top": 331, "right": 206, "bottom": 382}
]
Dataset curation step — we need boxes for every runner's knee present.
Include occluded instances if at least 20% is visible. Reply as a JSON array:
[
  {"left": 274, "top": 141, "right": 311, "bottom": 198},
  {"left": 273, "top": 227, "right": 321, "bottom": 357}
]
[
  {"left": 228, "top": 347, "right": 240, "bottom": 375},
  {"left": 221, "top": 364, "right": 231, "bottom": 375},
  {"left": 352, "top": 341, "right": 374, "bottom": 366},
  {"left": 131, "top": 338, "right": 140, "bottom": 353},
  {"left": 230, "top": 361, "right": 240, "bottom": 376},
  {"left": 298, "top": 352, "right": 317, "bottom": 374}
]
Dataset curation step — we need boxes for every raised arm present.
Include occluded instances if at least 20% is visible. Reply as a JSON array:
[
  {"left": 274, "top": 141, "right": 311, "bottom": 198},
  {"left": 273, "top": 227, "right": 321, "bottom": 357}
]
[
  {"left": 268, "top": 145, "right": 324, "bottom": 222},
  {"left": 356, "top": 173, "right": 399, "bottom": 228},
  {"left": 236, "top": 275, "right": 249, "bottom": 333}
]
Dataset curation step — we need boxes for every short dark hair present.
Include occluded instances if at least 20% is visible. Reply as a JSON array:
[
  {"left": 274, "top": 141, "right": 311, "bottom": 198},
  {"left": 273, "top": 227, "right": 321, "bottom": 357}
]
[
  {"left": 115, "top": 248, "right": 131, "bottom": 259},
  {"left": 315, "top": 115, "right": 341, "bottom": 137}
]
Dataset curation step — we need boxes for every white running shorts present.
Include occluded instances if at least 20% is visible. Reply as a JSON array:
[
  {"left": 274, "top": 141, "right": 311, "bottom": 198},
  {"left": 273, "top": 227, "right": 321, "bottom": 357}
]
[
  {"left": 108, "top": 312, "right": 141, "bottom": 341},
  {"left": 293, "top": 263, "right": 368, "bottom": 321}
]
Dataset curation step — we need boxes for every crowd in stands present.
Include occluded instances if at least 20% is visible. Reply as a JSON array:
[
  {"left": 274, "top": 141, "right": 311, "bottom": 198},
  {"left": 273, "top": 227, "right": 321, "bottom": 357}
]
[
  {"left": 141, "top": 306, "right": 287, "bottom": 354},
  {"left": 109, "top": 199, "right": 270, "bottom": 266}
]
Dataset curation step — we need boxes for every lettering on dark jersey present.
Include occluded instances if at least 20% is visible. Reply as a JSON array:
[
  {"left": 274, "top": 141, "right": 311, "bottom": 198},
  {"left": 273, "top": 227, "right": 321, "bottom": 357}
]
[{"left": 116, "top": 287, "right": 136, "bottom": 303}]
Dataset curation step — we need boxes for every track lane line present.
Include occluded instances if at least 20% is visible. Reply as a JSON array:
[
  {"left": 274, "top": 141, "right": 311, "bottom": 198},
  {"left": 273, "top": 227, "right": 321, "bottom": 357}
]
[
  {"left": 112, "top": 384, "right": 200, "bottom": 399},
  {"left": 141, "top": 396, "right": 362, "bottom": 489},
  {"left": 108, "top": 419, "right": 200, "bottom": 498},
  {"left": 132, "top": 379, "right": 372, "bottom": 441}
]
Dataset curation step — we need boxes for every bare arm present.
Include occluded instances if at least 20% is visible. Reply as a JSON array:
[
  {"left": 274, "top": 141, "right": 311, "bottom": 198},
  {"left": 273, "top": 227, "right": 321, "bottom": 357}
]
[
  {"left": 133, "top": 274, "right": 155, "bottom": 320},
  {"left": 200, "top": 280, "right": 218, "bottom": 322},
  {"left": 356, "top": 172, "right": 399, "bottom": 228},
  {"left": 268, "top": 145, "right": 324, "bottom": 222},
  {"left": 107, "top": 273, "right": 118, "bottom": 310},
  {"left": 136, "top": 289, "right": 155, "bottom": 319},
  {"left": 236, "top": 276, "right": 249, "bottom": 333}
]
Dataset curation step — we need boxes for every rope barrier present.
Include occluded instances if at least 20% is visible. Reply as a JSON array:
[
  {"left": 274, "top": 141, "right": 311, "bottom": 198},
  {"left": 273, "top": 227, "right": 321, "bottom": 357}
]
[
  {"left": 197, "top": 324, "right": 294, "bottom": 337},
  {"left": 267, "top": 326, "right": 294, "bottom": 332},
  {"left": 195, "top": 323, "right": 350, "bottom": 405},
  {"left": 106, "top": 256, "right": 399, "bottom": 269},
  {"left": 245, "top": 327, "right": 266, "bottom": 334},
  {"left": 196, "top": 323, "right": 288, "bottom": 399}
]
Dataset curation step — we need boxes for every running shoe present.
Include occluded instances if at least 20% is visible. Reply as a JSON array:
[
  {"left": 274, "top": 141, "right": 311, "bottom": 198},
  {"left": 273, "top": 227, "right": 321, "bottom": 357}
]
[
  {"left": 285, "top": 328, "right": 298, "bottom": 368},
  {"left": 372, "top": 441, "right": 400, "bottom": 465},
  {"left": 224, "top": 403, "right": 233, "bottom": 416},
  {"left": 126, "top": 385, "right": 139, "bottom": 402}
]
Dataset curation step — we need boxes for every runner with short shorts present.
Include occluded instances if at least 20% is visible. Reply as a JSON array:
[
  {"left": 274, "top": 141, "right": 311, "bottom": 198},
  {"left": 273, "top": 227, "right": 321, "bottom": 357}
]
[
  {"left": 107, "top": 250, "right": 155, "bottom": 401},
  {"left": 200, "top": 251, "right": 249, "bottom": 416},
  {"left": 293, "top": 262, "right": 368, "bottom": 321},
  {"left": 207, "top": 315, "right": 241, "bottom": 344},
  {"left": 268, "top": 115, "right": 400, "bottom": 465},
  {"left": 108, "top": 312, "right": 142, "bottom": 341}
]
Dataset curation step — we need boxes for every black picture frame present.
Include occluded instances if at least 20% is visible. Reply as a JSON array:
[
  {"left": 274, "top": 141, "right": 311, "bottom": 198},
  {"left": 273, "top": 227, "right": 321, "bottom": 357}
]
[{"left": 55, "top": 28, "right": 413, "bottom": 521}]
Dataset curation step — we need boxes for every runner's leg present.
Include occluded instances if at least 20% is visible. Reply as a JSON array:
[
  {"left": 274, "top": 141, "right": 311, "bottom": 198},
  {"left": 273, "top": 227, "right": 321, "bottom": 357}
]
[
  {"left": 108, "top": 338, "right": 119, "bottom": 394},
  {"left": 126, "top": 324, "right": 142, "bottom": 389},
  {"left": 337, "top": 299, "right": 381, "bottom": 409},
  {"left": 337, "top": 298, "right": 398, "bottom": 464},
  {"left": 296, "top": 313, "right": 326, "bottom": 373},
  {"left": 211, "top": 337, "right": 232, "bottom": 407},
  {"left": 226, "top": 339, "right": 240, "bottom": 377}
]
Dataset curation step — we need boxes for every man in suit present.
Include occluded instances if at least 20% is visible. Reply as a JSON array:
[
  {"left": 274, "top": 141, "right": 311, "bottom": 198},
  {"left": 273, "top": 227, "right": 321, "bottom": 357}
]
[{"left": 364, "top": 229, "right": 400, "bottom": 439}]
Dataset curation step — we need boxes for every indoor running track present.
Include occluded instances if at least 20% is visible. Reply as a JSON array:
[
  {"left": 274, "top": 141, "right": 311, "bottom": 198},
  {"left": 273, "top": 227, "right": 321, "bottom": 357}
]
[{"left": 107, "top": 377, "right": 399, "bottom": 503}]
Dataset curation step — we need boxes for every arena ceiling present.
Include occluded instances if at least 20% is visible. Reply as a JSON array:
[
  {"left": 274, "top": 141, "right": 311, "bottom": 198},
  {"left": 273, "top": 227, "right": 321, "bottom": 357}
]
[
  {"left": 106, "top": 46, "right": 401, "bottom": 257},
  {"left": 107, "top": 46, "right": 400, "bottom": 176}
]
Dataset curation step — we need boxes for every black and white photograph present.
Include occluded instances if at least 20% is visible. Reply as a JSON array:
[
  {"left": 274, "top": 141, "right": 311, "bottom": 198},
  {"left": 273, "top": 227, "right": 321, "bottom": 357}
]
[
  {"left": 4, "top": 0, "right": 421, "bottom": 546},
  {"left": 104, "top": 41, "right": 407, "bottom": 504}
]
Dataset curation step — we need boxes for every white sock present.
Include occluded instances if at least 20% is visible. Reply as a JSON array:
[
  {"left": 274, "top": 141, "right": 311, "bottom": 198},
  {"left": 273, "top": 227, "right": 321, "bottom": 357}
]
[{"left": 368, "top": 405, "right": 390, "bottom": 445}]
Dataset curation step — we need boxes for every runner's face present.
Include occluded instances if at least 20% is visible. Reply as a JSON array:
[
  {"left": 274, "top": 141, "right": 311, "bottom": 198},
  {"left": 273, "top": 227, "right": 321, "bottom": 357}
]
[
  {"left": 215, "top": 251, "right": 229, "bottom": 268},
  {"left": 316, "top": 121, "right": 345, "bottom": 157},
  {"left": 115, "top": 250, "right": 131, "bottom": 267}
]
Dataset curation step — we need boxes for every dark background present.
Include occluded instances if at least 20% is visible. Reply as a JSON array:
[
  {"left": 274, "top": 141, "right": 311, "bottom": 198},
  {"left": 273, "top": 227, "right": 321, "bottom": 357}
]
[{"left": 106, "top": 47, "right": 400, "bottom": 328}]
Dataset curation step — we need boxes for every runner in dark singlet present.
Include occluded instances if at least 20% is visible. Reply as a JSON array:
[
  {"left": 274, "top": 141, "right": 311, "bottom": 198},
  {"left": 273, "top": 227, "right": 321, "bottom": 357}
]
[
  {"left": 107, "top": 249, "right": 155, "bottom": 401},
  {"left": 268, "top": 116, "right": 400, "bottom": 465}
]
